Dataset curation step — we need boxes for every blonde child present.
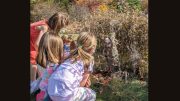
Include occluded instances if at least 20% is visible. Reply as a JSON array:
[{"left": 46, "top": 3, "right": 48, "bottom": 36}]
[
  {"left": 48, "top": 32, "right": 97, "bottom": 101},
  {"left": 35, "top": 31, "right": 64, "bottom": 101}
]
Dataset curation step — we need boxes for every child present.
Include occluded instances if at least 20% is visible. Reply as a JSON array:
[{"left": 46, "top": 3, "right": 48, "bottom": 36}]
[
  {"left": 48, "top": 32, "right": 97, "bottom": 101},
  {"left": 30, "top": 12, "right": 69, "bottom": 82},
  {"left": 35, "top": 31, "right": 64, "bottom": 101}
]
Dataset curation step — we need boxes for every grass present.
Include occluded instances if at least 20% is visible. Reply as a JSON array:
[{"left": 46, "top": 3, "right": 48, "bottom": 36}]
[{"left": 91, "top": 78, "right": 148, "bottom": 101}]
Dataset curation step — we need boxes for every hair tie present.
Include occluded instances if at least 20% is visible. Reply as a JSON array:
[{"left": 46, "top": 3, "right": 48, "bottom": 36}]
[
  {"left": 78, "top": 45, "right": 82, "bottom": 49},
  {"left": 76, "top": 42, "right": 82, "bottom": 48}
]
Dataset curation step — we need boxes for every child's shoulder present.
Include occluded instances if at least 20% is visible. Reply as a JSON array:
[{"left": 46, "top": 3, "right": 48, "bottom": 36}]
[
  {"left": 30, "top": 20, "right": 47, "bottom": 27},
  {"left": 63, "top": 58, "right": 83, "bottom": 66},
  {"left": 46, "top": 62, "right": 58, "bottom": 70},
  {"left": 60, "top": 59, "right": 84, "bottom": 70}
]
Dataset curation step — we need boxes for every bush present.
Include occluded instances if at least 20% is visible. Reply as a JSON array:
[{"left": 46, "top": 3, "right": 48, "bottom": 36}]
[
  {"left": 61, "top": 8, "right": 148, "bottom": 78},
  {"left": 30, "top": 1, "right": 61, "bottom": 22}
]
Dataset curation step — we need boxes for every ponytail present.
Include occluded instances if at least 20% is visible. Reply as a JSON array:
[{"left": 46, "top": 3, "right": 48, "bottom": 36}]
[
  {"left": 65, "top": 32, "right": 97, "bottom": 71},
  {"left": 77, "top": 47, "right": 94, "bottom": 70}
]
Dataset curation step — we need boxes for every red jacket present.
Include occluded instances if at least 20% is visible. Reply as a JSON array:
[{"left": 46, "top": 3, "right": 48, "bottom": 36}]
[{"left": 30, "top": 20, "right": 48, "bottom": 64}]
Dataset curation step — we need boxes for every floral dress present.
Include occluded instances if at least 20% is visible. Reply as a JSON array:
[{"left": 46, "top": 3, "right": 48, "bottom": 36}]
[{"left": 36, "top": 63, "right": 59, "bottom": 101}]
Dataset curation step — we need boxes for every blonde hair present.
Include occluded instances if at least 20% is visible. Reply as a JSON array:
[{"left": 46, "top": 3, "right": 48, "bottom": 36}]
[
  {"left": 36, "top": 31, "right": 64, "bottom": 68},
  {"left": 67, "top": 32, "right": 97, "bottom": 71},
  {"left": 61, "top": 34, "right": 68, "bottom": 40}
]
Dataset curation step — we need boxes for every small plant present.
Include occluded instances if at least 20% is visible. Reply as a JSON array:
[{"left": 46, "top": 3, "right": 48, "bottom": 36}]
[
  {"left": 58, "top": 0, "right": 72, "bottom": 13},
  {"left": 128, "top": 0, "right": 142, "bottom": 11}
]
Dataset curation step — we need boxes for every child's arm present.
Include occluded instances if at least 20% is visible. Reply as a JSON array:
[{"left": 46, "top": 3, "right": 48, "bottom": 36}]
[
  {"left": 35, "top": 25, "right": 48, "bottom": 47},
  {"left": 80, "top": 61, "right": 94, "bottom": 87},
  {"left": 80, "top": 72, "right": 90, "bottom": 87},
  {"left": 84, "top": 77, "right": 91, "bottom": 87}
]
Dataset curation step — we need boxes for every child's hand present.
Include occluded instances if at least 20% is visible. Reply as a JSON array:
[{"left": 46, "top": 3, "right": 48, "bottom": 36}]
[
  {"left": 36, "top": 25, "right": 48, "bottom": 33},
  {"left": 85, "top": 77, "right": 91, "bottom": 88},
  {"left": 83, "top": 72, "right": 90, "bottom": 78},
  {"left": 35, "top": 25, "right": 48, "bottom": 47},
  {"left": 80, "top": 72, "right": 90, "bottom": 87}
]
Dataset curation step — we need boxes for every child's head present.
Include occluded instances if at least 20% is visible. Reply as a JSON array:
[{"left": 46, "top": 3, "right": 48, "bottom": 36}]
[
  {"left": 36, "top": 31, "right": 64, "bottom": 67},
  {"left": 47, "top": 12, "right": 69, "bottom": 34},
  {"left": 77, "top": 32, "right": 97, "bottom": 55},
  {"left": 68, "top": 32, "right": 97, "bottom": 70}
]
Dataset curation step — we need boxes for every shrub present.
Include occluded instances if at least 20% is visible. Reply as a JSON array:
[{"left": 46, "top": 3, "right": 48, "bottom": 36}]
[
  {"left": 61, "top": 8, "right": 148, "bottom": 78},
  {"left": 30, "top": 1, "right": 61, "bottom": 22}
]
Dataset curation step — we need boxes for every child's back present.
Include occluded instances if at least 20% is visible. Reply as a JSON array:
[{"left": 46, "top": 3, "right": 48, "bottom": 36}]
[
  {"left": 35, "top": 31, "right": 64, "bottom": 101},
  {"left": 48, "top": 32, "right": 97, "bottom": 101},
  {"left": 48, "top": 59, "right": 95, "bottom": 101}
]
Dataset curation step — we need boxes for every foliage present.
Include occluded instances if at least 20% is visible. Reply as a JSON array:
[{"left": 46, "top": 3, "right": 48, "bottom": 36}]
[
  {"left": 30, "top": 1, "right": 61, "bottom": 22},
  {"left": 109, "top": 0, "right": 146, "bottom": 13},
  {"left": 64, "top": 9, "right": 148, "bottom": 79},
  {"left": 58, "top": 0, "right": 72, "bottom": 12},
  {"left": 58, "top": 7, "right": 148, "bottom": 79},
  {"left": 127, "top": 0, "right": 142, "bottom": 11}
]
